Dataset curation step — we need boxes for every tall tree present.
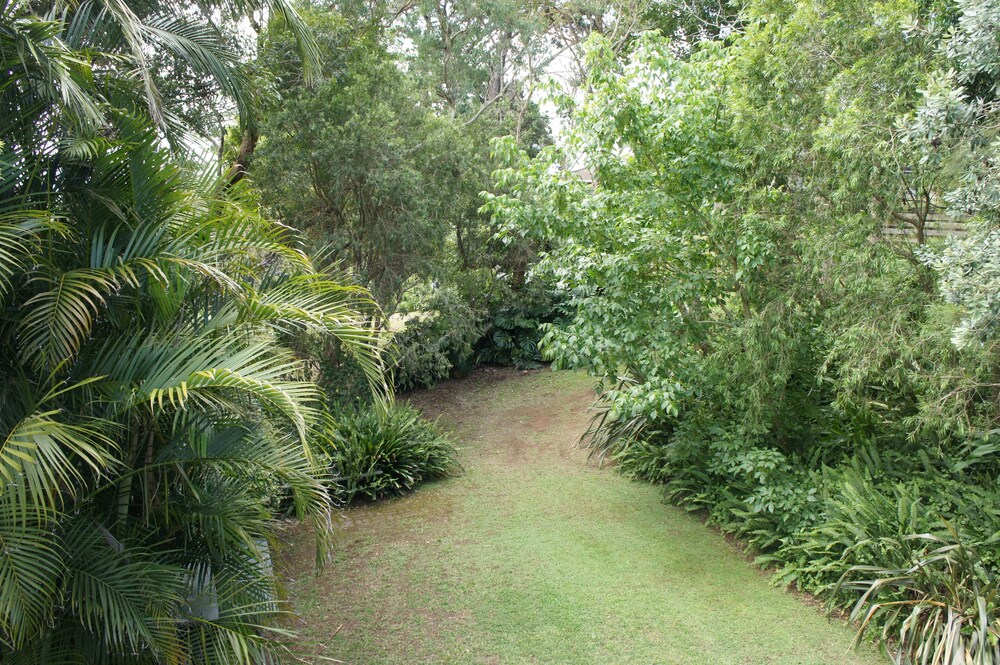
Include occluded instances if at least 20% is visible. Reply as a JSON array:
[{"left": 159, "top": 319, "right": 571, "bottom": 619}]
[{"left": 254, "top": 10, "right": 467, "bottom": 305}]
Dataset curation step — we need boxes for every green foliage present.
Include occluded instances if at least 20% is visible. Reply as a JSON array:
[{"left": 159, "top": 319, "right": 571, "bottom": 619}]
[
  {"left": 477, "top": 278, "right": 565, "bottom": 369},
  {"left": 255, "top": 6, "right": 509, "bottom": 309},
  {"left": 928, "top": 229, "right": 1000, "bottom": 348},
  {"left": 484, "top": 33, "right": 739, "bottom": 422},
  {"left": 486, "top": 1, "right": 1000, "bottom": 659},
  {"left": 839, "top": 524, "right": 1000, "bottom": 665},
  {"left": 314, "top": 337, "right": 383, "bottom": 410},
  {"left": 253, "top": 1, "right": 584, "bottom": 408},
  {"left": 0, "top": 1, "right": 386, "bottom": 661},
  {"left": 400, "top": 0, "right": 549, "bottom": 116},
  {"left": 947, "top": 0, "right": 1000, "bottom": 100},
  {"left": 391, "top": 285, "right": 485, "bottom": 390},
  {"left": 322, "top": 403, "right": 458, "bottom": 503}
]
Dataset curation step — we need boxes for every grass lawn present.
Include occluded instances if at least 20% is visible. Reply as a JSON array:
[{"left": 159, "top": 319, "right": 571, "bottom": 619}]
[{"left": 277, "top": 369, "right": 887, "bottom": 665}]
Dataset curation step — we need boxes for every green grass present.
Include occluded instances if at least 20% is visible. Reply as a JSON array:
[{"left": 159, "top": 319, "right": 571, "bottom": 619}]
[{"left": 279, "top": 369, "right": 887, "bottom": 664}]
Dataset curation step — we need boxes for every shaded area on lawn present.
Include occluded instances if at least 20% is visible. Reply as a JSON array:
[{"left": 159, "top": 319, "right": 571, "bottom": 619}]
[{"left": 277, "top": 368, "right": 886, "bottom": 664}]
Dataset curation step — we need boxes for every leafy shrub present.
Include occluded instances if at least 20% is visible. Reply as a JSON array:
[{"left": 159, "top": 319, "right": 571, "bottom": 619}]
[
  {"left": 771, "top": 474, "right": 936, "bottom": 596},
  {"left": 323, "top": 403, "right": 458, "bottom": 504},
  {"left": 579, "top": 376, "right": 653, "bottom": 465},
  {"left": 590, "top": 377, "right": 1000, "bottom": 652},
  {"left": 477, "top": 278, "right": 565, "bottom": 369},
  {"left": 598, "top": 408, "right": 1000, "bottom": 661},
  {"left": 391, "top": 285, "right": 484, "bottom": 390},
  {"left": 314, "top": 336, "right": 381, "bottom": 410},
  {"left": 925, "top": 229, "right": 1000, "bottom": 349}
]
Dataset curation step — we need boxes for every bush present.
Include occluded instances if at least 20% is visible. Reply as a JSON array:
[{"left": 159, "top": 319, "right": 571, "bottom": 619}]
[
  {"left": 770, "top": 473, "right": 936, "bottom": 596},
  {"left": 838, "top": 524, "right": 1000, "bottom": 665},
  {"left": 322, "top": 403, "right": 458, "bottom": 504},
  {"left": 314, "top": 336, "right": 380, "bottom": 410},
  {"left": 391, "top": 285, "right": 484, "bottom": 390},
  {"left": 387, "top": 274, "right": 564, "bottom": 389},
  {"left": 476, "top": 278, "right": 565, "bottom": 369},
  {"left": 593, "top": 395, "right": 1000, "bottom": 660}
]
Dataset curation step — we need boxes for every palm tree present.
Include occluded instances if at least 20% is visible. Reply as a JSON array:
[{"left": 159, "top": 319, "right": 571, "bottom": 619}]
[{"left": 1, "top": 1, "right": 385, "bottom": 661}]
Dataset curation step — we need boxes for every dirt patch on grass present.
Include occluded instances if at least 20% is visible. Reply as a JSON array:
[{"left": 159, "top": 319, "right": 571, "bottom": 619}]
[
  {"left": 404, "top": 366, "right": 525, "bottom": 418},
  {"left": 406, "top": 367, "right": 596, "bottom": 470}
]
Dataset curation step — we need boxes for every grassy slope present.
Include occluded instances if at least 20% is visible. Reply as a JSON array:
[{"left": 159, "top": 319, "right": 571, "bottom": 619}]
[{"left": 278, "top": 369, "right": 886, "bottom": 665}]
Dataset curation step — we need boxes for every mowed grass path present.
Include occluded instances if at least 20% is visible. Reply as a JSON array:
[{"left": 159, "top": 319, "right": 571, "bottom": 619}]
[{"left": 278, "top": 369, "right": 886, "bottom": 665}]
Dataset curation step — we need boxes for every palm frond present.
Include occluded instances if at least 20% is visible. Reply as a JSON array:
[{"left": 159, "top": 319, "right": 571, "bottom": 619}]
[
  {"left": 0, "top": 491, "right": 63, "bottom": 648},
  {"left": 20, "top": 269, "right": 120, "bottom": 371},
  {"left": 0, "top": 392, "right": 115, "bottom": 513},
  {"left": 139, "top": 14, "right": 256, "bottom": 129},
  {"left": 0, "top": 212, "right": 62, "bottom": 299},
  {"left": 61, "top": 521, "right": 184, "bottom": 661},
  {"left": 0, "top": 7, "right": 105, "bottom": 129}
]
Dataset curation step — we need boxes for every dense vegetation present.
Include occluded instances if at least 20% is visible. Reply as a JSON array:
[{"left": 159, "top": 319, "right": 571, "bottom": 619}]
[
  {"left": 0, "top": 0, "right": 626, "bottom": 661},
  {"left": 322, "top": 402, "right": 457, "bottom": 503},
  {"left": 5, "top": 0, "right": 1000, "bottom": 661},
  {"left": 0, "top": 0, "right": 388, "bottom": 661},
  {"left": 248, "top": 0, "right": 620, "bottom": 394},
  {"left": 485, "top": 2, "right": 1000, "bottom": 662}
]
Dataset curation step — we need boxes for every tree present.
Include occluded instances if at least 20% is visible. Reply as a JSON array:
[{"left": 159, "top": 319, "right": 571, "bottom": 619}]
[
  {"left": 402, "top": 0, "right": 550, "bottom": 125},
  {"left": 485, "top": 33, "right": 739, "bottom": 421},
  {"left": 0, "top": 1, "right": 384, "bottom": 661},
  {"left": 255, "top": 11, "right": 466, "bottom": 305}
]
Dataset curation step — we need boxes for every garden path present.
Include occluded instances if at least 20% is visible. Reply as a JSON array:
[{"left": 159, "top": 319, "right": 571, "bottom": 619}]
[{"left": 278, "top": 369, "right": 886, "bottom": 665}]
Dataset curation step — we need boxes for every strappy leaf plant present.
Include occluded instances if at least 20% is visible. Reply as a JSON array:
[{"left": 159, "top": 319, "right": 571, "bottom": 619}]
[{"left": 837, "top": 523, "right": 1000, "bottom": 665}]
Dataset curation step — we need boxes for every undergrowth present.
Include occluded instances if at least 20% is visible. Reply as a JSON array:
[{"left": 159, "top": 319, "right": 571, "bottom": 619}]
[
  {"left": 322, "top": 403, "right": 458, "bottom": 504},
  {"left": 584, "top": 399, "right": 1000, "bottom": 664}
]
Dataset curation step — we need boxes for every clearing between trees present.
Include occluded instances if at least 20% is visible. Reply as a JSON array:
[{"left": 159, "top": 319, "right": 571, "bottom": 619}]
[{"left": 278, "top": 369, "right": 886, "bottom": 664}]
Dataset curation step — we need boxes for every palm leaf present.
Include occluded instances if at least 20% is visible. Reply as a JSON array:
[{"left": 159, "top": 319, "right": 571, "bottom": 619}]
[
  {"left": 0, "top": 413, "right": 113, "bottom": 512},
  {"left": 0, "top": 212, "right": 63, "bottom": 299},
  {"left": 0, "top": 6, "right": 104, "bottom": 129},
  {"left": 0, "top": 491, "right": 63, "bottom": 648},
  {"left": 19, "top": 268, "right": 120, "bottom": 371},
  {"left": 61, "top": 521, "right": 184, "bottom": 661}
]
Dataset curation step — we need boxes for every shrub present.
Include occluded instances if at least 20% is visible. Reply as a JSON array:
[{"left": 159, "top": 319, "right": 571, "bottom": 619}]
[
  {"left": 589, "top": 379, "right": 1000, "bottom": 654},
  {"left": 477, "top": 278, "right": 565, "bottom": 369},
  {"left": 837, "top": 523, "right": 1000, "bottom": 665},
  {"left": 323, "top": 403, "right": 458, "bottom": 504},
  {"left": 602, "top": 411, "right": 1000, "bottom": 662},
  {"left": 771, "top": 473, "right": 935, "bottom": 596},
  {"left": 313, "top": 335, "right": 381, "bottom": 410},
  {"left": 391, "top": 285, "right": 484, "bottom": 390},
  {"left": 579, "top": 376, "right": 653, "bottom": 465}
]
